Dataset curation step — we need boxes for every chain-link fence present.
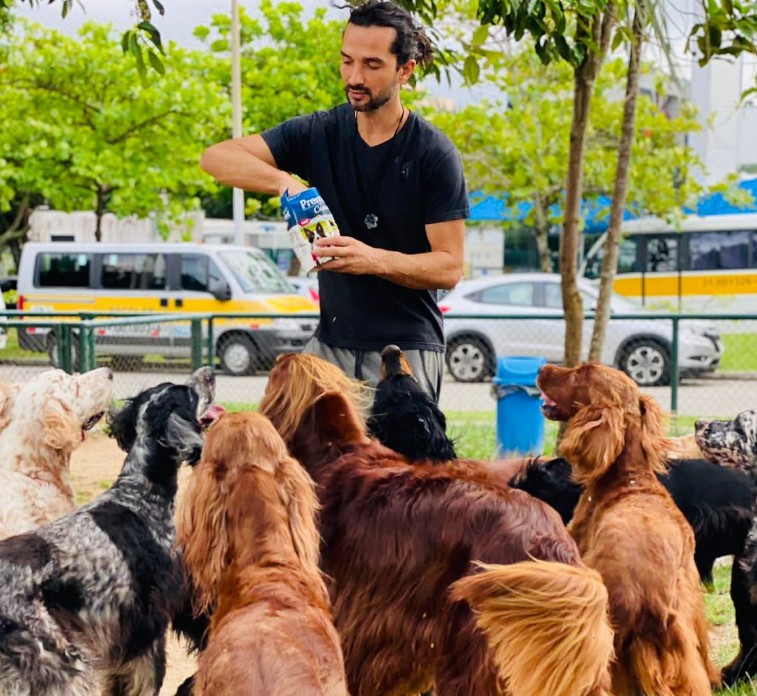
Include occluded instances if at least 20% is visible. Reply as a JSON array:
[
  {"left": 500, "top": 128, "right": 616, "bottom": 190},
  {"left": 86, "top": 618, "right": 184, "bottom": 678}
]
[{"left": 1, "top": 311, "right": 755, "bottom": 456}]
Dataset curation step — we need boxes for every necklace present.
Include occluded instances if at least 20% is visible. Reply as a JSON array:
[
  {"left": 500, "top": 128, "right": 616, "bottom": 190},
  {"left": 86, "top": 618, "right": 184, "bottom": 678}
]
[{"left": 353, "top": 106, "right": 405, "bottom": 230}]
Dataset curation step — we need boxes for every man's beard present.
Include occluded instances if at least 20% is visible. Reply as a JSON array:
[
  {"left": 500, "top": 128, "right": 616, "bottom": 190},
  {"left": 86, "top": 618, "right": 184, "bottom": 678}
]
[{"left": 345, "top": 81, "right": 397, "bottom": 112}]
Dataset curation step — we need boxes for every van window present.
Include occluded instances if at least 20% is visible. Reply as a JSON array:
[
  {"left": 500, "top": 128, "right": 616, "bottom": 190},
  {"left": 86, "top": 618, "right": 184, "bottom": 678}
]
[
  {"left": 181, "top": 255, "right": 225, "bottom": 292},
  {"left": 690, "top": 230, "right": 750, "bottom": 270},
  {"left": 101, "top": 253, "right": 166, "bottom": 290},
  {"left": 645, "top": 236, "right": 678, "bottom": 273},
  {"left": 218, "top": 250, "right": 291, "bottom": 294},
  {"left": 37, "top": 253, "right": 91, "bottom": 288}
]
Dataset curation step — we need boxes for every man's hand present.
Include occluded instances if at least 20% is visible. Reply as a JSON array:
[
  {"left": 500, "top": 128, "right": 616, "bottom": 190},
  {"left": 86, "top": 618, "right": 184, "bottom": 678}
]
[
  {"left": 277, "top": 174, "right": 309, "bottom": 197},
  {"left": 313, "top": 236, "right": 386, "bottom": 276}
]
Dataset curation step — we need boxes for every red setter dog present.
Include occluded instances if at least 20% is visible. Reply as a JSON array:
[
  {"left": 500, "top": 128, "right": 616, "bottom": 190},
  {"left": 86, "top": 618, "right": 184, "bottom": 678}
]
[
  {"left": 176, "top": 411, "right": 348, "bottom": 696},
  {"left": 260, "top": 353, "right": 614, "bottom": 696},
  {"left": 538, "top": 363, "right": 719, "bottom": 696}
]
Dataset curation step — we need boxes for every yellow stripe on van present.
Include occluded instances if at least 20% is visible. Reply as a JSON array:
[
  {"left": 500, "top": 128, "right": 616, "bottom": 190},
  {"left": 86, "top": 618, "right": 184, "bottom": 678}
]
[{"left": 613, "top": 273, "right": 757, "bottom": 298}]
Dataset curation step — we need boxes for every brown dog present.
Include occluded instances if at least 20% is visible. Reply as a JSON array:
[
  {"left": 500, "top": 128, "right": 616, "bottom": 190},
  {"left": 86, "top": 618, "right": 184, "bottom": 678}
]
[{"left": 538, "top": 363, "right": 719, "bottom": 696}]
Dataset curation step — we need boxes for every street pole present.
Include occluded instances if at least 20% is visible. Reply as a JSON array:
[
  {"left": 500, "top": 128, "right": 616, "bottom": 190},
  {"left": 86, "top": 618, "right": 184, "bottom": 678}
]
[{"left": 231, "top": 0, "right": 244, "bottom": 246}]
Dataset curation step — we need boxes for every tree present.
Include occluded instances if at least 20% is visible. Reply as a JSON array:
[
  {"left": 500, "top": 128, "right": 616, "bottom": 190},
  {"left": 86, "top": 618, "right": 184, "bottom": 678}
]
[
  {"left": 400, "top": 0, "right": 757, "bottom": 371},
  {"left": 0, "top": 0, "right": 165, "bottom": 77},
  {"left": 430, "top": 51, "right": 707, "bottom": 274},
  {"left": 0, "top": 19, "right": 230, "bottom": 241}
]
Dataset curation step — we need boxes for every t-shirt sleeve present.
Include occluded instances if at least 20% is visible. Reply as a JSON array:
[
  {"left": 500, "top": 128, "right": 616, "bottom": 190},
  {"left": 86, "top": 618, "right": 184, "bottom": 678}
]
[
  {"left": 260, "top": 115, "right": 313, "bottom": 182},
  {"left": 423, "top": 143, "right": 470, "bottom": 225}
]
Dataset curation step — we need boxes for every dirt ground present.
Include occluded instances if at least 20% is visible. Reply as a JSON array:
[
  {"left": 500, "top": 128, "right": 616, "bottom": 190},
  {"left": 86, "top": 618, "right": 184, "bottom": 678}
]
[{"left": 70, "top": 429, "right": 196, "bottom": 696}]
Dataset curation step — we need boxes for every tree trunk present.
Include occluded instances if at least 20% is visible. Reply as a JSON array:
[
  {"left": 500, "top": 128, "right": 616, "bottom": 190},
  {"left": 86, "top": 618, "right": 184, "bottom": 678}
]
[
  {"left": 588, "top": 4, "right": 644, "bottom": 362},
  {"left": 533, "top": 194, "right": 554, "bottom": 273},
  {"left": 0, "top": 193, "right": 33, "bottom": 263},
  {"left": 95, "top": 184, "right": 109, "bottom": 243},
  {"left": 560, "top": 6, "right": 616, "bottom": 367}
]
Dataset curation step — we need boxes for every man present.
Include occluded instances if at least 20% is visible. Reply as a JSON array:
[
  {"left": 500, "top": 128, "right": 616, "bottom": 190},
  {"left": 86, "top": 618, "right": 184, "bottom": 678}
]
[{"left": 200, "top": 0, "right": 468, "bottom": 402}]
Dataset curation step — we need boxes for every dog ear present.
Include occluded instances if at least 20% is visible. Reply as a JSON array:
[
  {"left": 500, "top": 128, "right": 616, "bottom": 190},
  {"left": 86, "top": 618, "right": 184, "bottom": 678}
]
[
  {"left": 638, "top": 393, "right": 671, "bottom": 474},
  {"left": 158, "top": 413, "right": 204, "bottom": 464},
  {"left": 176, "top": 459, "right": 229, "bottom": 615},
  {"left": 107, "top": 400, "right": 139, "bottom": 452},
  {"left": 560, "top": 404, "right": 625, "bottom": 485},
  {"left": 42, "top": 398, "right": 81, "bottom": 450},
  {"left": 277, "top": 454, "right": 322, "bottom": 578}
]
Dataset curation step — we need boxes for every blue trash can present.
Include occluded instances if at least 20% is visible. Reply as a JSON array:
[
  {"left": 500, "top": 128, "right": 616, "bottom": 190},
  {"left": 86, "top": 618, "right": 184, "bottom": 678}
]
[{"left": 492, "top": 355, "right": 547, "bottom": 457}]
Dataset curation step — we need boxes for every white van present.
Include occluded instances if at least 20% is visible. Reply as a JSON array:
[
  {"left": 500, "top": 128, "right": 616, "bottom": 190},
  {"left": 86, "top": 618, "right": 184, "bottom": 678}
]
[{"left": 16, "top": 242, "right": 318, "bottom": 375}]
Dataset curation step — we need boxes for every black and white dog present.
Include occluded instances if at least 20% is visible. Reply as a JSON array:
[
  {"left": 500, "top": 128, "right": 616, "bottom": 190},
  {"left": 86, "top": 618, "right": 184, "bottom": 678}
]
[{"left": 0, "top": 368, "right": 221, "bottom": 696}]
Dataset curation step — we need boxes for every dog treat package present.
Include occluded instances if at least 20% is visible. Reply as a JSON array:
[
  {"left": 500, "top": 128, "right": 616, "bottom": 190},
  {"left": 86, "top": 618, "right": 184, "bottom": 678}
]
[{"left": 281, "top": 187, "right": 340, "bottom": 274}]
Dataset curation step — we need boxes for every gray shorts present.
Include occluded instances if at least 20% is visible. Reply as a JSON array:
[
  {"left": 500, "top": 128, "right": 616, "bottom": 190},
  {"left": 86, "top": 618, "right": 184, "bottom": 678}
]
[{"left": 302, "top": 336, "right": 444, "bottom": 404}]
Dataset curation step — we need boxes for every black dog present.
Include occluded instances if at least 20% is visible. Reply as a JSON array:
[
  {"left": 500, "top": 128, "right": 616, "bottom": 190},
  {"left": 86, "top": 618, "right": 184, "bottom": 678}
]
[
  {"left": 0, "top": 368, "right": 220, "bottom": 695},
  {"left": 367, "top": 344, "right": 456, "bottom": 462},
  {"left": 511, "top": 456, "right": 756, "bottom": 685}
]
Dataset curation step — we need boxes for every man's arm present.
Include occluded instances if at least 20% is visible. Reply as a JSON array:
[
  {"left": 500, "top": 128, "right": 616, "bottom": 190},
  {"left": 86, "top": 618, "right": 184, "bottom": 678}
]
[
  {"left": 313, "top": 217, "right": 465, "bottom": 290},
  {"left": 199, "top": 134, "right": 306, "bottom": 197}
]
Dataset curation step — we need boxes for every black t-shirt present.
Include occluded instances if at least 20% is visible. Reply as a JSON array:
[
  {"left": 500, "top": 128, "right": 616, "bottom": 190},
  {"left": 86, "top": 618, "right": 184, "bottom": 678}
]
[{"left": 262, "top": 102, "right": 469, "bottom": 351}]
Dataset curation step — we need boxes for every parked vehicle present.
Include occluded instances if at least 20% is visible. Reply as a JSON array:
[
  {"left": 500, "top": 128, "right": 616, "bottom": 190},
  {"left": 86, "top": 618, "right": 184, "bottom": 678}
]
[
  {"left": 287, "top": 275, "right": 320, "bottom": 304},
  {"left": 16, "top": 243, "right": 318, "bottom": 375},
  {"left": 581, "top": 213, "right": 757, "bottom": 313},
  {"left": 439, "top": 273, "right": 723, "bottom": 386}
]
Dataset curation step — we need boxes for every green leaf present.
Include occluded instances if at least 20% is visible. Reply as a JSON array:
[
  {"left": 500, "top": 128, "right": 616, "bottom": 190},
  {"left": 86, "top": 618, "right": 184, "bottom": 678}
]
[
  {"left": 152, "top": 0, "right": 165, "bottom": 15},
  {"left": 147, "top": 49, "right": 165, "bottom": 75},
  {"left": 463, "top": 54, "right": 481, "bottom": 84},
  {"left": 472, "top": 24, "right": 489, "bottom": 46},
  {"left": 138, "top": 21, "right": 163, "bottom": 52}
]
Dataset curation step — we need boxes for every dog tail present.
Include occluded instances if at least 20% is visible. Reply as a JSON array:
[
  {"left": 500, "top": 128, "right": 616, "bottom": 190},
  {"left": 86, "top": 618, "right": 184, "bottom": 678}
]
[{"left": 450, "top": 559, "right": 614, "bottom": 696}]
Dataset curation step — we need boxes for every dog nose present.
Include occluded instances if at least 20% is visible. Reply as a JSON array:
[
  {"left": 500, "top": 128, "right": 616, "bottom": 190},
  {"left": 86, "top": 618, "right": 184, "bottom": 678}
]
[{"left": 107, "top": 369, "right": 114, "bottom": 381}]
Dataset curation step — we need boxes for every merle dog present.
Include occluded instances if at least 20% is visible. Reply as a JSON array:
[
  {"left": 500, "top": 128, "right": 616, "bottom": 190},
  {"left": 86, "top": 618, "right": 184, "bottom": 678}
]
[
  {"left": 512, "top": 455, "right": 756, "bottom": 686},
  {"left": 0, "top": 368, "right": 220, "bottom": 696},
  {"left": 367, "top": 344, "right": 456, "bottom": 462}
]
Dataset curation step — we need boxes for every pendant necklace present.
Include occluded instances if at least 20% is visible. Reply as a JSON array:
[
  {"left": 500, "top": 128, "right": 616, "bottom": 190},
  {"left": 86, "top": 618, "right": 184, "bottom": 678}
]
[{"left": 353, "top": 106, "right": 405, "bottom": 230}]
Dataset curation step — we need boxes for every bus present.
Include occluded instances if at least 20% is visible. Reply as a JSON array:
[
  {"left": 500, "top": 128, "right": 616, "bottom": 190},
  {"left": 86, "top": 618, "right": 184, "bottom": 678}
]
[{"left": 580, "top": 213, "right": 757, "bottom": 313}]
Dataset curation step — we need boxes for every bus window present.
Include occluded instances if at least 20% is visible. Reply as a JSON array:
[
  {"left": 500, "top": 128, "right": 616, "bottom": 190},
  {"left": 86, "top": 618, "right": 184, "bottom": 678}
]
[
  {"left": 690, "top": 230, "right": 750, "bottom": 270},
  {"left": 645, "top": 237, "right": 678, "bottom": 272},
  {"left": 618, "top": 237, "right": 640, "bottom": 273}
]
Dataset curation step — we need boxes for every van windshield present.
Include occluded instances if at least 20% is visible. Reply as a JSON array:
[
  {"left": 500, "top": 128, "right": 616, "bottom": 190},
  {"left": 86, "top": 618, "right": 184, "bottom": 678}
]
[{"left": 218, "top": 250, "right": 292, "bottom": 294}]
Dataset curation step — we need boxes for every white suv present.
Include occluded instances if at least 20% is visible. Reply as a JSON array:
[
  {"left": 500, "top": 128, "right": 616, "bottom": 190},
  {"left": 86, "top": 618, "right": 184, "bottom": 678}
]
[{"left": 439, "top": 273, "right": 723, "bottom": 386}]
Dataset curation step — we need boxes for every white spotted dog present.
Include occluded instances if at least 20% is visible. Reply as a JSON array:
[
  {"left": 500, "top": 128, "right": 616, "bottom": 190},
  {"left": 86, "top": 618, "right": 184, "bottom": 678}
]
[
  {"left": 0, "top": 368, "right": 114, "bottom": 540},
  {"left": 0, "top": 367, "right": 223, "bottom": 696}
]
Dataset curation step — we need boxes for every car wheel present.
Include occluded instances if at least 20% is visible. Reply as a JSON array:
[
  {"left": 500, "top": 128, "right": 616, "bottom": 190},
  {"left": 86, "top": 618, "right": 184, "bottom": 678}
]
[
  {"left": 446, "top": 335, "right": 494, "bottom": 383},
  {"left": 618, "top": 339, "right": 670, "bottom": 387},
  {"left": 218, "top": 334, "right": 257, "bottom": 376},
  {"left": 47, "top": 332, "right": 81, "bottom": 371}
]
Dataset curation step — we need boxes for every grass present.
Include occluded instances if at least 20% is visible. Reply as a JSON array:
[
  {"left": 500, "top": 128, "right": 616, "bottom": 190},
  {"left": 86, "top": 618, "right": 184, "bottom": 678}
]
[
  {"left": 447, "top": 411, "right": 703, "bottom": 460},
  {"left": 721, "top": 334, "right": 757, "bottom": 372}
]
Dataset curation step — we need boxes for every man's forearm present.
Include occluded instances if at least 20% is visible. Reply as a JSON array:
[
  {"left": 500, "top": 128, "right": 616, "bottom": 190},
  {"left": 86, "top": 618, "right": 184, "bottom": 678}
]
[
  {"left": 373, "top": 248, "right": 463, "bottom": 290},
  {"left": 200, "top": 141, "right": 290, "bottom": 196}
]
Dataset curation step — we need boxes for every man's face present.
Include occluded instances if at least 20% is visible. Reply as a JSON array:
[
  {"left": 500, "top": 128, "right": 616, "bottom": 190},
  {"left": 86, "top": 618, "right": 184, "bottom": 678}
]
[{"left": 340, "top": 23, "right": 413, "bottom": 113}]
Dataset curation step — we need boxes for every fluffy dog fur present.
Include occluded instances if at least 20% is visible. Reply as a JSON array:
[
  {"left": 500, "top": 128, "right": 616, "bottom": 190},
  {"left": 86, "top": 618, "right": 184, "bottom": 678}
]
[
  {"left": 367, "top": 344, "right": 456, "bottom": 462},
  {"left": 538, "top": 363, "right": 719, "bottom": 696},
  {"left": 0, "top": 368, "right": 114, "bottom": 540},
  {"left": 696, "top": 410, "right": 757, "bottom": 474},
  {"left": 260, "top": 353, "right": 614, "bottom": 696},
  {"left": 176, "top": 411, "right": 348, "bottom": 696},
  {"left": 0, "top": 378, "right": 19, "bottom": 431},
  {"left": 0, "top": 367, "right": 217, "bottom": 696},
  {"left": 509, "top": 455, "right": 756, "bottom": 685}
]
